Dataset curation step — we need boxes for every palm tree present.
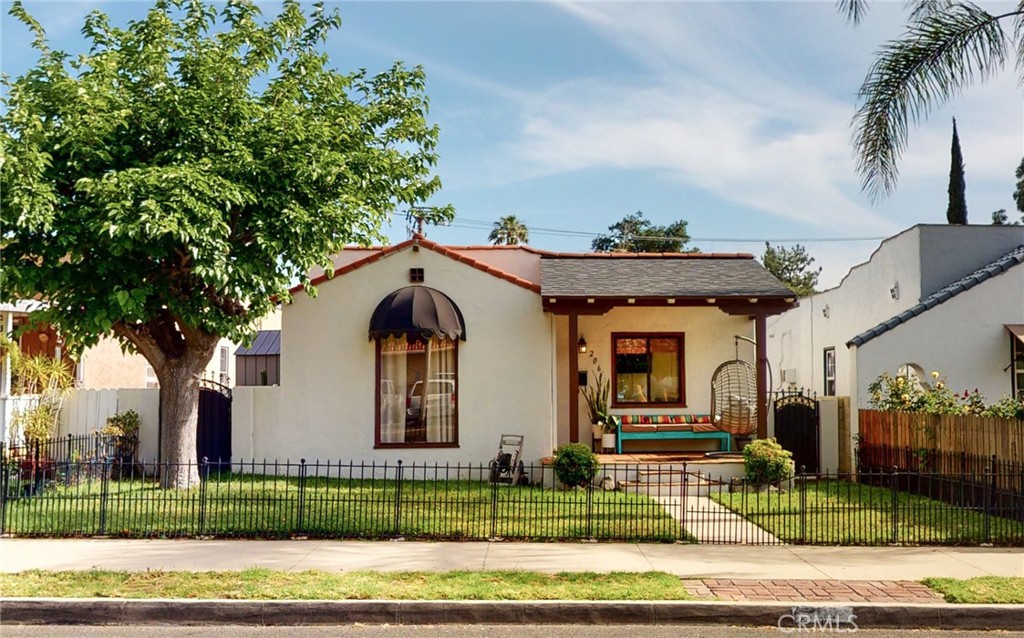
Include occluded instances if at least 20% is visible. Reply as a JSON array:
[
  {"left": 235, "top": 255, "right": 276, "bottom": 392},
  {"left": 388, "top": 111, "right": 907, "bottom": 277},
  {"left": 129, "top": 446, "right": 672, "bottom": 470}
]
[
  {"left": 839, "top": 0, "right": 1024, "bottom": 199},
  {"left": 488, "top": 215, "right": 530, "bottom": 245}
]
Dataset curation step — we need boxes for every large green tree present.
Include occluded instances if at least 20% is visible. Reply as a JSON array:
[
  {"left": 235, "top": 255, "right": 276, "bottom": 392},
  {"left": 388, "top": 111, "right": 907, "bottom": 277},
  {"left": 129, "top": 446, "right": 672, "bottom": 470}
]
[
  {"left": 840, "top": 0, "right": 1024, "bottom": 199},
  {"left": 488, "top": 215, "right": 529, "bottom": 245},
  {"left": 946, "top": 118, "right": 968, "bottom": 224},
  {"left": 761, "top": 243, "right": 822, "bottom": 298},
  {"left": 591, "top": 211, "right": 699, "bottom": 253},
  {"left": 1, "top": 0, "right": 450, "bottom": 487}
]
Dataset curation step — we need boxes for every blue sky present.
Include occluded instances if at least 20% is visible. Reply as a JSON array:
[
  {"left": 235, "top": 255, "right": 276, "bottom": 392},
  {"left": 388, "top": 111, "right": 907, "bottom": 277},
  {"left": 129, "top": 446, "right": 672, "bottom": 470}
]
[{"left": 3, "top": 1, "right": 1022, "bottom": 287}]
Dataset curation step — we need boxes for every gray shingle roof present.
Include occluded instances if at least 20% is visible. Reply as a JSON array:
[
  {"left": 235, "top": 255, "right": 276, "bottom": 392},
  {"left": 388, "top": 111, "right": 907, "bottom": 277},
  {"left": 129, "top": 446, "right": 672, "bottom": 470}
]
[
  {"left": 847, "top": 244, "right": 1024, "bottom": 347},
  {"left": 235, "top": 330, "right": 281, "bottom": 356},
  {"left": 540, "top": 256, "right": 793, "bottom": 298}
]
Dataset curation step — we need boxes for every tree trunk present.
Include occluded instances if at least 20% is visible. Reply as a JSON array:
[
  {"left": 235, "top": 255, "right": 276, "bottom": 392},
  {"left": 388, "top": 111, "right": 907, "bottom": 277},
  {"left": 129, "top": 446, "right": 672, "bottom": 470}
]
[{"left": 157, "top": 345, "right": 217, "bottom": 489}]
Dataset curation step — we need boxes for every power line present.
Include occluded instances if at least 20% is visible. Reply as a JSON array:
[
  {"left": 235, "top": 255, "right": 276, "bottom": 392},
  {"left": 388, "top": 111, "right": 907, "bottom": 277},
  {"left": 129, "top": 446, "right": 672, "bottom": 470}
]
[{"left": 441, "top": 216, "right": 887, "bottom": 244}]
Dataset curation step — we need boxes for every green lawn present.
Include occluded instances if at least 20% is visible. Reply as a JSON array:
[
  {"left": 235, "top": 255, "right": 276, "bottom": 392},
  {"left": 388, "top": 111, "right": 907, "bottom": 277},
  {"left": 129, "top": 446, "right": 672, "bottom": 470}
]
[
  {"left": 923, "top": 577, "right": 1024, "bottom": 604},
  {"left": 2, "top": 471, "right": 683, "bottom": 542},
  {"left": 709, "top": 479, "right": 1024, "bottom": 545},
  {"left": 0, "top": 569, "right": 693, "bottom": 600}
]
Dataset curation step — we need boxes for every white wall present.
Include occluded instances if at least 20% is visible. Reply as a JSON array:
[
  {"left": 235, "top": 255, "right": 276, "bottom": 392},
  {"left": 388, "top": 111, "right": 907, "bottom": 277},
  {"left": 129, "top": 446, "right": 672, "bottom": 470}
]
[
  {"left": 767, "top": 224, "right": 1024, "bottom": 399},
  {"left": 255, "top": 245, "right": 556, "bottom": 464},
  {"left": 767, "top": 227, "right": 923, "bottom": 397},
  {"left": 232, "top": 386, "right": 282, "bottom": 461},
  {"left": 854, "top": 265, "right": 1024, "bottom": 408}
]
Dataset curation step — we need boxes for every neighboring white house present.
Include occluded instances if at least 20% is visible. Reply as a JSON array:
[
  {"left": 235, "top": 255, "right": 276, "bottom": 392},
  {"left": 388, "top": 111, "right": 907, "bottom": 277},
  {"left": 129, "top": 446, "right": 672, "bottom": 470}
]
[
  {"left": 767, "top": 224, "right": 1024, "bottom": 423},
  {"left": 232, "top": 235, "right": 795, "bottom": 464}
]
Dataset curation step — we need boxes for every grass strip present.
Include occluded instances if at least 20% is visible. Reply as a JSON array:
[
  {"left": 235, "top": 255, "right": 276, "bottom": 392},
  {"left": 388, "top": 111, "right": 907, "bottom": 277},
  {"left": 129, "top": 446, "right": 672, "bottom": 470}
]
[
  {"left": 922, "top": 577, "right": 1024, "bottom": 604},
  {"left": 0, "top": 569, "right": 692, "bottom": 600},
  {"left": 3, "top": 473, "right": 682, "bottom": 542},
  {"left": 710, "top": 480, "right": 1024, "bottom": 545}
]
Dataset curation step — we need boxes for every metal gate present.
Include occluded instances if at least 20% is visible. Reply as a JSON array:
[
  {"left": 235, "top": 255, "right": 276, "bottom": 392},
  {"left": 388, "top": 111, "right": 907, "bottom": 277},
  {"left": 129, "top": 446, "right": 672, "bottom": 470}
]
[
  {"left": 197, "top": 379, "right": 232, "bottom": 466},
  {"left": 773, "top": 390, "right": 820, "bottom": 473}
]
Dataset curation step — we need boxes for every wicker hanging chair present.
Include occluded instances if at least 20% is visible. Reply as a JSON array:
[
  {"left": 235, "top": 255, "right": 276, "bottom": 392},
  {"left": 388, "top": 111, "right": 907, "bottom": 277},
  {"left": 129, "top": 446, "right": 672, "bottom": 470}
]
[{"left": 710, "top": 359, "right": 757, "bottom": 438}]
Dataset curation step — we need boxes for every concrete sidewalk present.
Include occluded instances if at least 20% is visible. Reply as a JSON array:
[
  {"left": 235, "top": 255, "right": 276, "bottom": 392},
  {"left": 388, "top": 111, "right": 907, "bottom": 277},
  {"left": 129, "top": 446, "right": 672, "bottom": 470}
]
[{"left": 2, "top": 538, "right": 1023, "bottom": 580}]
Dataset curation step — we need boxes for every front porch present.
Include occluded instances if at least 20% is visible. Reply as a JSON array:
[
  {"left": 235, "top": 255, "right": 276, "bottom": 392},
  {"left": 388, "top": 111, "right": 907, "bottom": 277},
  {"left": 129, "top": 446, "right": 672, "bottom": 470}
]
[{"left": 540, "top": 253, "right": 796, "bottom": 453}]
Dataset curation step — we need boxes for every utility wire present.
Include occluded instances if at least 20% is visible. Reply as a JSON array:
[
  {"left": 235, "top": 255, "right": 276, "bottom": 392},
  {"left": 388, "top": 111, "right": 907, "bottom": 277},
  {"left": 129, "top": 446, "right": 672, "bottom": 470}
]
[{"left": 440, "top": 215, "right": 887, "bottom": 244}]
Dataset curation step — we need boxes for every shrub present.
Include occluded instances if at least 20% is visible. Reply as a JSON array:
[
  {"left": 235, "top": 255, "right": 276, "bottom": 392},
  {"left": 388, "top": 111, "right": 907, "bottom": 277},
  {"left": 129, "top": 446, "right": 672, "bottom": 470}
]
[
  {"left": 868, "top": 370, "right": 1024, "bottom": 419},
  {"left": 552, "top": 443, "right": 600, "bottom": 488},
  {"left": 14, "top": 404, "right": 59, "bottom": 444},
  {"left": 984, "top": 396, "right": 1024, "bottom": 420},
  {"left": 743, "top": 438, "right": 794, "bottom": 484},
  {"left": 100, "top": 410, "right": 141, "bottom": 437}
]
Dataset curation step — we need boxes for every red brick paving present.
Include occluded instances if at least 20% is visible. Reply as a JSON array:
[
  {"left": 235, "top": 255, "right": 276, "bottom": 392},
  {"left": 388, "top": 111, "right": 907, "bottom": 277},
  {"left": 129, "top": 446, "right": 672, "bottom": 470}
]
[{"left": 682, "top": 579, "right": 944, "bottom": 603}]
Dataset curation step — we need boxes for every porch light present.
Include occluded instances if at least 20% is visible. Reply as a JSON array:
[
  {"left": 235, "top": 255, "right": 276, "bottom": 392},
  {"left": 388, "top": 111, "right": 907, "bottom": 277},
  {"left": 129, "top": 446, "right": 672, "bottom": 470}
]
[{"left": 577, "top": 335, "right": 588, "bottom": 354}]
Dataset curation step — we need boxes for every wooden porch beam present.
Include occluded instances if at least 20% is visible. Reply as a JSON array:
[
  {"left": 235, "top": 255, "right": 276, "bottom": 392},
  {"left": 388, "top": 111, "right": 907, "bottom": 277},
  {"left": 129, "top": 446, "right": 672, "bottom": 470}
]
[
  {"left": 568, "top": 313, "right": 580, "bottom": 444},
  {"left": 755, "top": 311, "right": 769, "bottom": 440}
]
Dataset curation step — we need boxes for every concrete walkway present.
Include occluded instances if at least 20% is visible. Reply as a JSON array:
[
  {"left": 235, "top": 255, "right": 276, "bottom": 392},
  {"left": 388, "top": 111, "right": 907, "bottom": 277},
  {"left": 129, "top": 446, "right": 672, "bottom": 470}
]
[
  {"left": 654, "top": 495, "right": 779, "bottom": 544},
  {"left": 2, "top": 539, "right": 1022, "bottom": 580}
]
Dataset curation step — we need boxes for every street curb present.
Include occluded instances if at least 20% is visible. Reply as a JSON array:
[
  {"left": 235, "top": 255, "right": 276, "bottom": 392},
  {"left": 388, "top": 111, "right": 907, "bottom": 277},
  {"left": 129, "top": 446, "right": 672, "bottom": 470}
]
[{"left": 3, "top": 598, "right": 1024, "bottom": 630}]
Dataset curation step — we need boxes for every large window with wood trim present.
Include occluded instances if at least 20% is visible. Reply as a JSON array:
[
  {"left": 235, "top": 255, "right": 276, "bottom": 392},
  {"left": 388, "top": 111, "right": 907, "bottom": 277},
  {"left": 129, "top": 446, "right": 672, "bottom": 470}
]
[
  {"left": 611, "top": 333, "right": 684, "bottom": 407},
  {"left": 377, "top": 335, "right": 458, "bottom": 447}
]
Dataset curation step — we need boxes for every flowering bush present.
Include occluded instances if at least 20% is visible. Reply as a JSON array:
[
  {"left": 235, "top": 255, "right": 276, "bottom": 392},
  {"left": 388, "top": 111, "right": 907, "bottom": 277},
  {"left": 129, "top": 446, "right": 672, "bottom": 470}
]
[{"left": 868, "top": 370, "right": 1024, "bottom": 419}]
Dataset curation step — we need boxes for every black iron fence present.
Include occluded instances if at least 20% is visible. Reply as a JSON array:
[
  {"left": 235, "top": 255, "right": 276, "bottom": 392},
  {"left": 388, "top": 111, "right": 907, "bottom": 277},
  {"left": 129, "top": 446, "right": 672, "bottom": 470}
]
[
  {"left": 2, "top": 453, "right": 1023, "bottom": 545},
  {"left": 857, "top": 443, "right": 1024, "bottom": 525}
]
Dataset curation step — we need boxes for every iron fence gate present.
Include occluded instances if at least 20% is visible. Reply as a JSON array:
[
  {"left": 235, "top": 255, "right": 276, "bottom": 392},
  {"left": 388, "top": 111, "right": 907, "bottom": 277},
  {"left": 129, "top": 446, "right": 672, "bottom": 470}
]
[{"left": 774, "top": 390, "right": 820, "bottom": 473}]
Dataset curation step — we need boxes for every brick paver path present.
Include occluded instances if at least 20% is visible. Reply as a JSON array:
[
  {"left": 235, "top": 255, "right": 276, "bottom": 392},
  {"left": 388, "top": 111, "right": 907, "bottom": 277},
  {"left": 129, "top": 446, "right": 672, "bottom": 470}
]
[{"left": 682, "top": 579, "right": 944, "bottom": 603}]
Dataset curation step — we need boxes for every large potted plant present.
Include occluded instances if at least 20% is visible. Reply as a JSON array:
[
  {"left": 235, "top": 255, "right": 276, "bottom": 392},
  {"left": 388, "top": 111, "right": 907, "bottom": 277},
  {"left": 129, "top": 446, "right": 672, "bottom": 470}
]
[{"left": 580, "top": 371, "right": 611, "bottom": 446}]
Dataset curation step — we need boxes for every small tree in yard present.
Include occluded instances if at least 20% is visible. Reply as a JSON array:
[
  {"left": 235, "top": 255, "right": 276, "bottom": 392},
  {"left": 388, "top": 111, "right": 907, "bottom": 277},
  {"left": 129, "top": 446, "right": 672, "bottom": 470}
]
[{"left": 1, "top": 0, "right": 450, "bottom": 487}]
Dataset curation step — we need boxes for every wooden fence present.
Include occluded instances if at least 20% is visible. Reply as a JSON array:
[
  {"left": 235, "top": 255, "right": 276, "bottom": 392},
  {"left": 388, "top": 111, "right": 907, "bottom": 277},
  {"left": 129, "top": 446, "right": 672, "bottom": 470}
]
[{"left": 858, "top": 409, "right": 1024, "bottom": 472}]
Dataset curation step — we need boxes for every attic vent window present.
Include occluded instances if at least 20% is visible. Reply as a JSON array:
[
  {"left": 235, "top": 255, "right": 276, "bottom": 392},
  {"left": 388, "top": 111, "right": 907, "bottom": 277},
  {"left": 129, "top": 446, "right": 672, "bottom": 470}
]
[{"left": 409, "top": 268, "right": 425, "bottom": 283}]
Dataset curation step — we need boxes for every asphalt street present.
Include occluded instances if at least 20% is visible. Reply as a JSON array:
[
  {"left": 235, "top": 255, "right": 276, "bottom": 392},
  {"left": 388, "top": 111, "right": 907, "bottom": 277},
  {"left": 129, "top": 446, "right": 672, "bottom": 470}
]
[{"left": 4, "top": 627, "right": 1024, "bottom": 638}]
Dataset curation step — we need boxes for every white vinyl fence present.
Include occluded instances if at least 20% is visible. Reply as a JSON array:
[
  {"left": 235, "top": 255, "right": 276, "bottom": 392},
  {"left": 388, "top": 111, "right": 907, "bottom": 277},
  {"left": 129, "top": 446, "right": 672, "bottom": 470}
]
[{"left": 59, "top": 388, "right": 160, "bottom": 460}]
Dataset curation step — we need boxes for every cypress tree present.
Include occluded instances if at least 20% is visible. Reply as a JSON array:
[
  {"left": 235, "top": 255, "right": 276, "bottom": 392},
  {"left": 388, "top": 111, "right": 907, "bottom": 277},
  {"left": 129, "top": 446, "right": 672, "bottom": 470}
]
[{"left": 947, "top": 118, "right": 968, "bottom": 224}]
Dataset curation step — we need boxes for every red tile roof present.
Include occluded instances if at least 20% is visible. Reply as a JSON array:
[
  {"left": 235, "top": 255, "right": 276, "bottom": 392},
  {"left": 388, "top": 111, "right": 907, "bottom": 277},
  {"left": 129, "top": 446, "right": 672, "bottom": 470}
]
[{"left": 289, "top": 235, "right": 542, "bottom": 296}]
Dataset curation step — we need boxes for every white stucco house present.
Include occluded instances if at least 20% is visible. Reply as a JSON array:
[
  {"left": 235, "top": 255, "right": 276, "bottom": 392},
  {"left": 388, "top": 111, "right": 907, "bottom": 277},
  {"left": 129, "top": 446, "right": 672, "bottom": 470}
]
[
  {"left": 767, "top": 224, "right": 1024, "bottom": 425},
  {"left": 231, "top": 235, "right": 796, "bottom": 464}
]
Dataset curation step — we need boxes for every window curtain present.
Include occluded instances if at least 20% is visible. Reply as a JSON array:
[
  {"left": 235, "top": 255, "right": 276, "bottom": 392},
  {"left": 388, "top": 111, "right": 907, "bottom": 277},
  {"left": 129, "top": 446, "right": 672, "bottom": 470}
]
[{"left": 379, "top": 335, "right": 457, "bottom": 444}]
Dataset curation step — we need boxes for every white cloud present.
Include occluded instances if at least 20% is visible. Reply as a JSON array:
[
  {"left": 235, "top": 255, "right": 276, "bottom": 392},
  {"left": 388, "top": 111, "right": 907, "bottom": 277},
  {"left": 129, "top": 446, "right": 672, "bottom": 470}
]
[
  {"left": 492, "top": 1, "right": 1022, "bottom": 236},
  {"left": 505, "top": 75, "right": 898, "bottom": 233}
]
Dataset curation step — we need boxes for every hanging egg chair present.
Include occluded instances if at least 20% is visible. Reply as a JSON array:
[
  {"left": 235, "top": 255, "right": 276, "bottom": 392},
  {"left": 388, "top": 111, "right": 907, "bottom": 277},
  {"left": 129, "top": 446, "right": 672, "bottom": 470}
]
[{"left": 710, "top": 337, "right": 758, "bottom": 438}]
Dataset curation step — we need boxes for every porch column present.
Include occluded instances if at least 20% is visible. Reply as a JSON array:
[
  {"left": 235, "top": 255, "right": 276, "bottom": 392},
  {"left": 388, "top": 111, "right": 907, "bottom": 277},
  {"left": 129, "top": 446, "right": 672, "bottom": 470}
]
[
  {"left": 568, "top": 312, "right": 580, "bottom": 443},
  {"left": 755, "top": 312, "right": 768, "bottom": 440}
]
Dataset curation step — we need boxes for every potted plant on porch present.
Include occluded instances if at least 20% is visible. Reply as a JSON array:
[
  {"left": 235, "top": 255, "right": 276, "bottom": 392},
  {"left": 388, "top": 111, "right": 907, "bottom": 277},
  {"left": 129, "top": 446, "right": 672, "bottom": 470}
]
[
  {"left": 601, "top": 415, "right": 620, "bottom": 453},
  {"left": 581, "top": 371, "right": 616, "bottom": 451}
]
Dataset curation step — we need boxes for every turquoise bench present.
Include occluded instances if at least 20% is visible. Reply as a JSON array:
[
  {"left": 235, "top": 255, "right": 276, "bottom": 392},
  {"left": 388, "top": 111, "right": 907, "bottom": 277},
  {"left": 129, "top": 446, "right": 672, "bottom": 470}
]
[{"left": 615, "top": 414, "right": 731, "bottom": 454}]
